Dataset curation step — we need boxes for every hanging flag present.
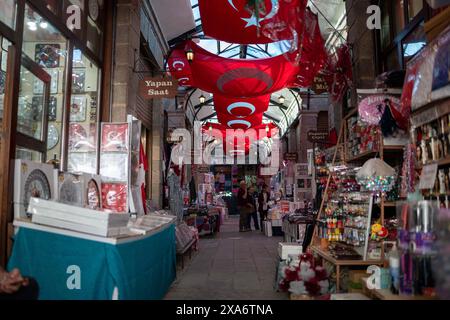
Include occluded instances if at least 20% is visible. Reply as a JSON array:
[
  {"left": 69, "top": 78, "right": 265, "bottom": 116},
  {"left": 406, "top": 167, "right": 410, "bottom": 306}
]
[{"left": 198, "top": 0, "right": 307, "bottom": 44}]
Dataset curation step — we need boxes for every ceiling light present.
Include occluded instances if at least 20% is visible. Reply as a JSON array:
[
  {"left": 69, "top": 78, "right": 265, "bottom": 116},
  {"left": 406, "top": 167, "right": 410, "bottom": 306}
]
[
  {"left": 27, "top": 21, "right": 37, "bottom": 31},
  {"left": 185, "top": 48, "right": 194, "bottom": 62},
  {"left": 39, "top": 21, "right": 48, "bottom": 29},
  {"left": 278, "top": 95, "right": 285, "bottom": 104}
]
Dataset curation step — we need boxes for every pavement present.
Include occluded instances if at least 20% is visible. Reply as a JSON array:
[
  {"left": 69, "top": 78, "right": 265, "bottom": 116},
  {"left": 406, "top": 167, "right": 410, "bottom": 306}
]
[{"left": 164, "top": 216, "right": 289, "bottom": 300}]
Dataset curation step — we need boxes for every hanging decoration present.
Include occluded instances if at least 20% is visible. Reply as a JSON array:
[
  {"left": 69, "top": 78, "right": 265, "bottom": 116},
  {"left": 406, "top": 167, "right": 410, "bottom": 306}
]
[
  {"left": 356, "top": 158, "right": 396, "bottom": 193},
  {"left": 323, "top": 43, "right": 353, "bottom": 103},
  {"left": 198, "top": 0, "right": 307, "bottom": 45}
]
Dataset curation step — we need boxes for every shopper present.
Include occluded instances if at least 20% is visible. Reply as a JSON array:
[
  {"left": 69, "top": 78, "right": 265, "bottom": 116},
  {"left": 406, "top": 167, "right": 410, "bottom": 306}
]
[
  {"left": 247, "top": 186, "right": 260, "bottom": 231},
  {"left": 0, "top": 267, "right": 39, "bottom": 300},
  {"left": 258, "top": 184, "right": 271, "bottom": 228},
  {"left": 237, "top": 181, "right": 252, "bottom": 232}
]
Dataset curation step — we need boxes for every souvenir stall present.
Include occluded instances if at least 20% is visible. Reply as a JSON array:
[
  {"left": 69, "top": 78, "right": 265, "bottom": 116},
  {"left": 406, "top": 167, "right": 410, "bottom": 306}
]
[{"left": 7, "top": 119, "right": 177, "bottom": 300}]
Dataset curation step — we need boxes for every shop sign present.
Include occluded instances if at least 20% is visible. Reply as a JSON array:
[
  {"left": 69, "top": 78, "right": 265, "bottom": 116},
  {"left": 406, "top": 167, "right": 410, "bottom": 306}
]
[
  {"left": 139, "top": 76, "right": 178, "bottom": 99},
  {"left": 284, "top": 153, "right": 298, "bottom": 161},
  {"left": 307, "top": 131, "right": 329, "bottom": 144},
  {"left": 312, "top": 75, "right": 329, "bottom": 94}
]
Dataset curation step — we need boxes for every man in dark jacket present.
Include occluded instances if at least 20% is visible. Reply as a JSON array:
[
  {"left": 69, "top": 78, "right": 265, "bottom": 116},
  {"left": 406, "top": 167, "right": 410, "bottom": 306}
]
[
  {"left": 237, "top": 181, "right": 253, "bottom": 232},
  {"left": 258, "top": 184, "right": 271, "bottom": 227}
]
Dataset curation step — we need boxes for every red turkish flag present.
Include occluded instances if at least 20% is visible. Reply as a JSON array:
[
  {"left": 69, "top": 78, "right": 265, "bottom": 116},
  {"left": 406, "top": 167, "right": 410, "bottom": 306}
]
[
  {"left": 213, "top": 94, "right": 270, "bottom": 116},
  {"left": 169, "top": 40, "right": 301, "bottom": 97},
  {"left": 199, "top": 0, "right": 307, "bottom": 44},
  {"left": 216, "top": 111, "right": 265, "bottom": 129}
]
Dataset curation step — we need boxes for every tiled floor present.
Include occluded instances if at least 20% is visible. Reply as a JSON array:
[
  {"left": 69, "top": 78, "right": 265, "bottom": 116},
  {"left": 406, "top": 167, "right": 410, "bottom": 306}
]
[{"left": 165, "top": 216, "right": 289, "bottom": 300}]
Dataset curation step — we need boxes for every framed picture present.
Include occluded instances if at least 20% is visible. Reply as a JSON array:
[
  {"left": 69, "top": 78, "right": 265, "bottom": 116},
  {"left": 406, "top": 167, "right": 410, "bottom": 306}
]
[
  {"left": 100, "top": 153, "right": 128, "bottom": 182},
  {"left": 101, "top": 123, "right": 129, "bottom": 152},
  {"left": 101, "top": 183, "right": 128, "bottom": 213},
  {"left": 35, "top": 44, "right": 61, "bottom": 68},
  {"left": 70, "top": 96, "right": 87, "bottom": 122},
  {"left": 72, "top": 70, "right": 85, "bottom": 93},
  {"left": 31, "top": 96, "right": 43, "bottom": 118},
  {"left": 48, "top": 96, "right": 57, "bottom": 121},
  {"left": 33, "top": 78, "right": 44, "bottom": 94}
]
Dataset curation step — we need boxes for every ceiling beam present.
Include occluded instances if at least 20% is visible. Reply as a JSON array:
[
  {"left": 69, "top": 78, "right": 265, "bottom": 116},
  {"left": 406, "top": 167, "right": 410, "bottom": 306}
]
[
  {"left": 269, "top": 100, "right": 288, "bottom": 110},
  {"left": 168, "top": 24, "right": 203, "bottom": 47},
  {"left": 263, "top": 113, "right": 281, "bottom": 123},
  {"left": 200, "top": 112, "right": 217, "bottom": 122},
  {"left": 194, "top": 98, "right": 214, "bottom": 109}
]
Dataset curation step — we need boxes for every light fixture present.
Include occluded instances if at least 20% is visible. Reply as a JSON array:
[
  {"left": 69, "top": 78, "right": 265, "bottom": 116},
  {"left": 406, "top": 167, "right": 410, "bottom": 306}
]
[
  {"left": 278, "top": 95, "right": 285, "bottom": 104},
  {"left": 266, "top": 125, "right": 270, "bottom": 133},
  {"left": 209, "top": 125, "right": 213, "bottom": 132},
  {"left": 199, "top": 94, "right": 206, "bottom": 104},
  {"left": 27, "top": 21, "right": 37, "bottom": 31},
  {"left": 39, "top": 21, "right": 48, "bottom": 29},
  {"left": 186, "top": 48, "right": 194, "bottom": 62}
]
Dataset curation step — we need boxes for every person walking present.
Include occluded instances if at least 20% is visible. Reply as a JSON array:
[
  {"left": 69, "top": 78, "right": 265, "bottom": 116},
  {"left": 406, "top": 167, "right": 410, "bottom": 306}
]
[
  {"left": 237, "top": 181, "right": 252, "bottom": 232},
  {"left": 247, "top": 186, "right": 260, "bottom": 231},
  {"left": 258, "top": 184, "right": 271, "bottom": 229}
]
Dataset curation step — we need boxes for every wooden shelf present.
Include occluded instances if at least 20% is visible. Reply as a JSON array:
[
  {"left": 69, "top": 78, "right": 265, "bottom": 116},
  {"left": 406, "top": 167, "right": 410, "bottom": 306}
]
[
  {"left": 416, "top": 156, "right": 450, "bottom": 169},
  {"left": 311, "top": 246, "right": 383, "bottom": 266},
  {"left": 346, "top": 146, "right": 404, "bottom": 163}
]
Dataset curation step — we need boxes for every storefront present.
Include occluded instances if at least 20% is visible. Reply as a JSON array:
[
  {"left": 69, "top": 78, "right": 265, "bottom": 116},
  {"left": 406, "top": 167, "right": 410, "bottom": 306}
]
[{"left": 0, "top": 0, "right": 114, "bottom": 266}]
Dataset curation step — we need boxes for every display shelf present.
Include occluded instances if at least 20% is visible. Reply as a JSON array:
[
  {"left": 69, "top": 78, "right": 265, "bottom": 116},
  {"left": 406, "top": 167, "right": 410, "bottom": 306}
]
[
  {"left": 311, "top": 246, "right": 383, "bottom": 293},
  {"left": 346, "top": 150, "right": 379, "bottom": 163},
  {"left": 416, "top": 155, "right": 450, "bottom": 169}
]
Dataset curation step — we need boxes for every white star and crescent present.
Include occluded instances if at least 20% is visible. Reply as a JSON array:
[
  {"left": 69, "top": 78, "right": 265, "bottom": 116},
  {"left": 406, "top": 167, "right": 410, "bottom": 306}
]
[{"left": 227, "top": 0, "right": 279, "bottom": 28}]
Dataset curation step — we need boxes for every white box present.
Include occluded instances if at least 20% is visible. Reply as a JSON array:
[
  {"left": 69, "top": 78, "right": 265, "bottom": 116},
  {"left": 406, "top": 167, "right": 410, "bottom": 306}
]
[
  {"left": 29, "top": 197, "right": 129, "bottom": 237},
  {"left": 278, "top": 242, "right": 303, "bottom": 260}
]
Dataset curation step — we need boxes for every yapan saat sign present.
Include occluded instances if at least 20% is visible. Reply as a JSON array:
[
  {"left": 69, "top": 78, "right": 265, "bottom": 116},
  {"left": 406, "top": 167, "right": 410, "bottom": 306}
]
[{"left": 139, "top": 77, "right": 178, "bottom": 99}]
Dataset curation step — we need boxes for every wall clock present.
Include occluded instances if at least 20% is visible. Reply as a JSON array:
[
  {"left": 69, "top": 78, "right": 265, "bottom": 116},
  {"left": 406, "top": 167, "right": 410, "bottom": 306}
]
[
  {"left": 23, "top": 169, "right": 51, "bottom": 217},
  {"left": 47, "top": 124, "right": 59, "bottom": 150}
]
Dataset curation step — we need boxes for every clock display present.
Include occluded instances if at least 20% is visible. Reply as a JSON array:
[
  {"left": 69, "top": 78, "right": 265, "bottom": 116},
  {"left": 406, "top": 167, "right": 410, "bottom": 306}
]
[
  {"left": 47, "top": 124, "right": 59, "bottom": 150},
  {"left": 24, "top": 169, "right": 51, "bottom": 217}
]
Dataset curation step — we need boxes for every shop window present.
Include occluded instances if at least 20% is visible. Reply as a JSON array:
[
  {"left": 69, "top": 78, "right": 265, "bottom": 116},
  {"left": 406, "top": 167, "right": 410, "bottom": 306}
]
[
  {"left": 394, "top": 0, "right": 406, "bottom": 36},
  {"left": 402, "top": 22, "right": 426, "bottom": 64},
  {"left": 18, "top": 67, "right": 46, "bottom": 140},
  {"left": 0, "top": 37, "right": 11, "bottom": 122},
  {"left": 407, "top": 0, "right": 423, "bottom": 21},
  {"left": 0, "top": 0, "right": 16, "bottom": 29},
  {"left": 67, "top": 48, "right": 101, "bottom": 174},
  {"left": 22, "top": 4, "right": 68, "bottom": 161}
]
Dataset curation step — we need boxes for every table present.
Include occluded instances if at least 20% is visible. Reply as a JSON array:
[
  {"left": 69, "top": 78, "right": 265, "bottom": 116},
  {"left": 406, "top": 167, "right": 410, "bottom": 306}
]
[
  {"left": 7, "top": 221, "right": 176, "bottom": 300},
  {"left": 311, "top": 246, "right": 383, "bottom": 293}
]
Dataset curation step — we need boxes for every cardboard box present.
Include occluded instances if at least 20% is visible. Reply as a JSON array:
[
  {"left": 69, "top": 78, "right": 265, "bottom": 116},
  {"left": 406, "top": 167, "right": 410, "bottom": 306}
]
[{"left": 278, "top": 243, "right": 303, "bottom": 260}]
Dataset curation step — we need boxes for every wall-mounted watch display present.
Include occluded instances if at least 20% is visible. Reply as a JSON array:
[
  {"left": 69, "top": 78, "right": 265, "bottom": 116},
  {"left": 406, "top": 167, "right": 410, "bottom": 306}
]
[
  {"left": 47, "top": 124, "right": 59, "bottom": 150},
  {"left": 24, "top": 169, "right": 52, "bottom": 217},
  {"left": 35, "top": 44, "right": 61, "bottom": 68},
  {"left": 70, "top": 95, "right": 87, "bottom": 122},
  {"left": 72, "top": 69, "right": 85, "bottom": 93},
  {"left": 48, "top": 96, "right": 57, "bottom": 121}
]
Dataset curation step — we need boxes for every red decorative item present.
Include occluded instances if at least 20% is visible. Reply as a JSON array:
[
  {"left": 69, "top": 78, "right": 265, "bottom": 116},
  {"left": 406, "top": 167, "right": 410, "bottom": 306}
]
[
  {"left": 198, "top": 0, "right": 308, "bottom": 44},
  {"left": 324, "top": 44, "right": 353, "bottom": 102},
  {"left": 101, "top": 123, "right": 129, "bottom": 152},
  {"left": 214, "top": 94, "right": 270, "bottom": 117},
  {"left": 101, "top": 183, "right": 128, "bottom": 213}
]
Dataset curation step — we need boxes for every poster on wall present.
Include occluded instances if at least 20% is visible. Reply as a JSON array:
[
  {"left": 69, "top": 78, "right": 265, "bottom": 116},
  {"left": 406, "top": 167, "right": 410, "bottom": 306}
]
[
  {"left": 70, "top": 96, "right": 87, "bottom": 122},
  {"left": 35, "top": 44, "right": 61, "bottom": 68}
]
